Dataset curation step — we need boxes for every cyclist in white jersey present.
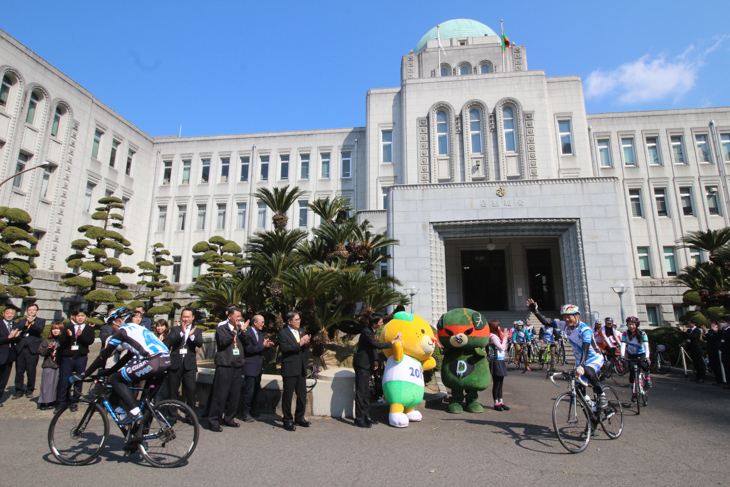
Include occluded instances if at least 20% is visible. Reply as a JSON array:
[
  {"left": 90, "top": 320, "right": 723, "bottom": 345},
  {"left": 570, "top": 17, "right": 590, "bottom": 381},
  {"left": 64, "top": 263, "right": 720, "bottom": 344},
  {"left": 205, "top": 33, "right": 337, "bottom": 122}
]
[
  {"left": 620, "top": 316, "right": 652, "bottom": 399},
  {"left": 527, "top": 299, "right": 607, "bottom": 409}
]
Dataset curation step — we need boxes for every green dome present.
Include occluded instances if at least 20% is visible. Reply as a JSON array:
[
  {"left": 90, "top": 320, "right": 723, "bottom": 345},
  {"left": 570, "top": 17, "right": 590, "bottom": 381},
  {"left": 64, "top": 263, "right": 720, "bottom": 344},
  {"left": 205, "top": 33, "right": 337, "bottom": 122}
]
[{"left": 415, "top": 19, "right": 497, "bottom": 53}]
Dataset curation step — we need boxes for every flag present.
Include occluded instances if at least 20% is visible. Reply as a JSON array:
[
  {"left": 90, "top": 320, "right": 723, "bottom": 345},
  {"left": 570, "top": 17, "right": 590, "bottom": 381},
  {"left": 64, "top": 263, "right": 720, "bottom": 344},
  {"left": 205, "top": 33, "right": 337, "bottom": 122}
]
[
  {"left": 501, "top": 27, "right": 510, "bottom": 52},
  {"left": 437, "top": 25, "right": 446, "bottom": 56}
]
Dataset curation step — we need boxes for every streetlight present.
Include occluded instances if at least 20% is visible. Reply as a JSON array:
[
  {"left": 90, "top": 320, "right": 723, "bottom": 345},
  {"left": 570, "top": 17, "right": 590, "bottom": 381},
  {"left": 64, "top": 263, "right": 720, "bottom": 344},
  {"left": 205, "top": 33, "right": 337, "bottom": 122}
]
[
  {"left": 406, "top": 286, "right": 419, "bottom": 314},
  {"left": 0, "top": 162, "right": 53, "bottom": 188},
  {"left": 611, "top": 282, "right": 628, "bottom": 328}
]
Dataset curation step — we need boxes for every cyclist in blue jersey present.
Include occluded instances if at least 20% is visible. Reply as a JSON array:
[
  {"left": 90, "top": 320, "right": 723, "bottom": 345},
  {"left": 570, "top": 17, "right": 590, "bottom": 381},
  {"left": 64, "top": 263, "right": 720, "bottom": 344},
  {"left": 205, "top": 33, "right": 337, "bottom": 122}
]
[
  {"left": 527, "top": 298, "right": 607, "bottom": 409},
  {"left": 70, "top": 308, "right": 171, "bottom": 423},
  {"left": 620, "top": 316, "right": 652, "bottom": 401},
  {"left": 538, "top": 318, "right": 557, "bottom": 369},
  {"left": 511, "top": 321, "right": 533, "bottom": 371}
]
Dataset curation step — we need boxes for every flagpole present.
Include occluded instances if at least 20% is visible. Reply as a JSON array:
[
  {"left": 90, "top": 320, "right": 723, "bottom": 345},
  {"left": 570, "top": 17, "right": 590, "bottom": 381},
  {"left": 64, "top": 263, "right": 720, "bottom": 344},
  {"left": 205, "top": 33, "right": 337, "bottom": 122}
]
[
  {"left": 437, "top": 25, "right": 441, "bottom": 76},
  {"left": 501, "top": 19, "right": 505, "bottom": 73}
]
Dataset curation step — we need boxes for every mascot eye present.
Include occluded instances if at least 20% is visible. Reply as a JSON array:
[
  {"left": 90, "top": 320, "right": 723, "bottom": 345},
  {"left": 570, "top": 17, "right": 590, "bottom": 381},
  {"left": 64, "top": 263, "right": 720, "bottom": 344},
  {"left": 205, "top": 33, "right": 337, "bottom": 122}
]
[
  {"left": 464, "top": 328, "right": 474, "bottom": 336},
  {"left": 421, "top": 329, "right": 425, "bottom": 334},
  {"left": 444, "top": 328, "right": 454, "bottom": 336}
]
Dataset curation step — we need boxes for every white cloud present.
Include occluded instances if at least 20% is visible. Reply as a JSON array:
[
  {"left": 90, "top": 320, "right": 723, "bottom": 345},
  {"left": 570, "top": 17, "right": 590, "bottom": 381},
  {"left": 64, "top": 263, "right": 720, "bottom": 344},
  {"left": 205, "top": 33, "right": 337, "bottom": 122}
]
[{"left": 585, "top": 36, "right": 728, "bottom": 105}]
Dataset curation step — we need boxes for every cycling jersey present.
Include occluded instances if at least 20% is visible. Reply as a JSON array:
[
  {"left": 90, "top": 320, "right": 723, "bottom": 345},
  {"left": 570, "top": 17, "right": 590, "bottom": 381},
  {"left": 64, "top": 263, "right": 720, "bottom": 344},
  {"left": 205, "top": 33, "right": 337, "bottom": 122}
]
[
  {"left": 541, "top": 326, "right": 555, "bottom": 344},
  {"left": 594, "top": 327, "right": 607, "bottom": 347},
  {"left": 556, "top": 321, "right": 603, "bottom": 372},
  {"left": 511, "top": 328, "right": 532, "bottom": 344},
  {"left": 85, "top": 323, "right": 170, "bottom": 377},
  {"left": 601, "top": 326, "right": 622, "bottom": 349},
  {"left": 621, "top": 330, "right": 649, "bottom": 359}
]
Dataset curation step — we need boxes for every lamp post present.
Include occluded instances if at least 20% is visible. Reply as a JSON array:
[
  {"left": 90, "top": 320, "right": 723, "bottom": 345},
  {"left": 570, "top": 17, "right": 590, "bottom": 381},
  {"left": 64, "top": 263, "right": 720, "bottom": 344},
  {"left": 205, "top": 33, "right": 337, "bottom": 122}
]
[
  {"left": 611, "top": 283, "right": 628, "bottom": 328},
  {"left": 406, "top": 286, "right": 419, "bottom": 314},
  {"left": 0, "top": 163, "right": 53, "bottom": 189}
]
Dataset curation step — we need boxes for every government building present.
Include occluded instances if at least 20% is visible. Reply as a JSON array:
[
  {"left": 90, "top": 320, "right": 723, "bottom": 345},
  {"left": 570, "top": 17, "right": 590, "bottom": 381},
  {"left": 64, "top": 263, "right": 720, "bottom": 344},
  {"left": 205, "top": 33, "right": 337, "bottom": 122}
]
[{"left": 1, "top": 19, "right": 729, "bottom": 326}]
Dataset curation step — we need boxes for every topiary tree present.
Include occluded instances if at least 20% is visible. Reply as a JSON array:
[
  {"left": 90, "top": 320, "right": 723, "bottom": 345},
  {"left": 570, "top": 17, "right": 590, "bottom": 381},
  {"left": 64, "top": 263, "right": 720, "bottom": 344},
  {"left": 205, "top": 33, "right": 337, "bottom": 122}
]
[
  {"left": 0, "top": 207, "right": 38, "bottom": 300},
  {"left": 59, "top": 196, "right": 135, "bottom": 323},
  {"left": 191, "top": 236, "right": 245, "bottom": 280},
  {"left": 136, "top": 242, "right": 177, "bottom": 317}
]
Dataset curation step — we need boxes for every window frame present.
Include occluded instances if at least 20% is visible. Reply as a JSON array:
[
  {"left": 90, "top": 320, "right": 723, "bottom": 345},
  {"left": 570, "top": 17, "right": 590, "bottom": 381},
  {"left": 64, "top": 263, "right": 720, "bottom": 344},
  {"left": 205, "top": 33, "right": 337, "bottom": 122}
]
[
  {"left": 216, "top": 203, "right": 226, "bottom": 230},
  {"left": 663, "top": 246, "right": 678, "bottom": 277},
  {"left": 637, "top": 247, "right": 651, "bottom": 277},
  {"left": 171, "top": 256, "right": 181, "bottom": 284},
  {"left": 201, "top": 158, "right": 211, "bottom": 183},
  {"left": 177, "top": 205, "right": 187, "bottom": 231},
  {"left": 621, "top": 137, "right": 637, "bottom": 166},
  {"left": 109, "top": 139, "right": 120, "bottom": 168},
  {"left": 654, "top": 187, "right": 669, "bottom": 217},
  {"left": 280, "top": 154, "right": 290, "bottom": 180},
  {"left": 238, "top": 156, "right": 248, "bottom": 182},
  {"left": 706, "top": 186, "right": 721, "bottom": 216},
  {"left": 298, "top": 200, "right": 308, "bottom": 228},
  {"left": 645, "top": 136, "right": 662, "bottom": 166},
  {"left": 382, "top": 130, "right": 393, "bottom": 163},
  {"left": 0, "top": 74, "right": 14, "bottom": 110},
  {"left": 162, "top": 160, "right": 172, "bottom": 185},
  {"left": 257, "top": 202, "right": 267, "bottom": 228},
  {"left": 341, "top": 151, "right": 352, "bottom": 179},
  {"left": 597, "top": 138, "right": 612, "bottom": 168},
  {"left": 468, "top": 108, "right": 483, "bottom": 154},
  {"left": 320, "top": 152, "right": 331, "bottom": 179},
  {"left": 670, "top": 135, "right": 686, "bottom": 164},
  {"left": 157, "top": 205, "right": 167, "bottom": 232},
  {"left": 721, "top": 133, "right": 730, "bottom": 163},
  {"left": 300, "top": 153, "right": 310, "bottom": 179},
  {"left": 236, "top": 202, "right": 247, "bottom": 229},
  {"left": 260, "top": 155, "right": 269, "bottom": 181},
  {"left": 220, "top": 157, "right": 230, "bottom": 183},
  {"left": 181, "top": 159, "right": 191, "bottom": 184},
  {"left": 12, "top": 153, "right": 29, "bottom": 188},
  {"left": 679, "top": 186, "right": 695, "bottom": 216},
  {"left": 629, "top": 188, "right": 644, "bottom": 218},
  {"left": 196, "top": 204, "right": 206, "bottom": 230},
  {"left": 437, "top": 111, "right": 450, "bottom": 155},
  {"left": 558, "top": 119, "right": 573, "bottom": 155},
  {"left": 25, "top": 90, "right": 42, "bottom": 125},
  {"left": 694, "top": 133, "right": 712, "bottom": 163},
  {"left": 91, "top": 129, "right": 104, "bottom": 160},
  {"left": 126, "top": 149, "right": 134, "bottom": 176}
]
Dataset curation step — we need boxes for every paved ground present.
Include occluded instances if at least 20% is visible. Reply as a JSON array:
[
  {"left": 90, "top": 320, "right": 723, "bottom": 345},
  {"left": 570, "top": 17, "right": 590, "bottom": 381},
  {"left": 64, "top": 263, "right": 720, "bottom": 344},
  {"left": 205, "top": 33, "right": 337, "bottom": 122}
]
[{"left": 0, "top": 364, "right": 728, "bottom": 487}]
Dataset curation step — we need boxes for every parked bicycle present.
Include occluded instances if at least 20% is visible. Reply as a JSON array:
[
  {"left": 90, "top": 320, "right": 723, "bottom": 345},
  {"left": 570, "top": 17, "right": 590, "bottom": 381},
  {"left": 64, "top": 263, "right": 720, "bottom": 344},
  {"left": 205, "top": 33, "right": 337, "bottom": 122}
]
[
  {"left": 48, "top": 375, "right": 199, "bottom": 467},
  {"left": 650, "top": 344, "right": 671, "bottom": 375},
  {"left": 548, "top": 370, "right": 624, "bottom": 453},
  {"left": 306, "top": 365, "right": 319, "bottom": 393}
]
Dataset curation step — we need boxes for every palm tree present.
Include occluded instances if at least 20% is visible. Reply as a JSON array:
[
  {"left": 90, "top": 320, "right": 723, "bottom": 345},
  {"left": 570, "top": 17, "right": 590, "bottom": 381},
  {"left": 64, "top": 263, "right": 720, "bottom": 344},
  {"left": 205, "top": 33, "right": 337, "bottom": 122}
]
[
  {"left": 313, "top": 220, "right": 359, "bottom": 262},
  {"left": 255, "top": 185, "right": 304, "bottom": 231},
  {"left": 308, "top": 197, "right": 352, "bottom": 225},
  {"left": 678, "top": 228, "right": 730, "bottom": 253}
]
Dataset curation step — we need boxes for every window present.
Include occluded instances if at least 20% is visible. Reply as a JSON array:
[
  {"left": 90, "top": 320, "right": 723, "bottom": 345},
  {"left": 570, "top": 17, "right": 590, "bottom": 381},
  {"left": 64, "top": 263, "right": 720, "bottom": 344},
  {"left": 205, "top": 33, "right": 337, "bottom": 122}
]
[
  {"left": 122, "top": 197, "right": 129, "bottom": 218},
  {"left": 192, "top": 263, "right": 201, "bottom": 281},
  {"left": 382, "top": 130, "right": 393, "bottom": 162},
  {"left": 680, "top": 187, "right": 694, "bottom": 216},
  {"left": 12, "top": 153, "right": 28, "bottom": 188},
  {"left": 695, "top": 134, "right": 711, "bottom": 163},
  {"left": 51, "top": 106, "right": 65, "bottom": 137},
  {"left": 638, "top": 247, "right": 651, "bottom": 277},
  {"left": 479, "top": 62, "right": 492, "bottom": 73},
  {"left": 459, "top": 64, "right": 471, "bottom": 75},
  {"left": 162, "top": 160, "right": 172, "bottom": 185},
  {"left": 84, "top": 182, "right": 95, "bottom": 212},
  {"left": 300, "top": 154, "right": 310, "bottom": 179},
  {"left": 177, "top": 205, "right": 187, "bottom": 230},
  {"left": 109, "top": 139, "right": 119, "bottom": 167},
  {"left": 559, "top": 120, "right": 573, "bottom": 155},
  {"left": 105, "top": 189, "right": 114, "bottom": 198},
  {"left": 0, "top": 74, "right": 14, "bottom": 109},
  {"left": 216, "top": 203, "right": 226, "bottom": 229},
  {"left": 257, "top": 203, "right": 266, "bottom": 228},
  {"left": 321, "top": 152, "right": 330, "bottom": 179},
  {"left": 646, "top": 306, "right": 659, "bottom": 327},
  {"left": 157, "top": 206, "right": 167, "bottom": 231},
  {"left": 172, "top": 256, "right": 181, "bottom": 284},
  {"left": 503, "top": 107, "right": 516, "bottom": 152},
  {"left": 220, "top": 157, "right": 230, "bottom": 182},
  {"left": 379, "top": 262, "right": 388, "bottom": 278},
  {"left": 280, "top": 154, "right": 289, "bottom": 180},
  {"left": 596, "top": 139, "right": 611, "bottom": 167},
  {"left": 39, "top": 165, "right": 52, "bottom": 199},
  {"left": 196, "top": 204, "right": 206, "bottom": 230},
  {"left": 622, "top": 138, "right": 636, "bottom": 166},
  {"left": 437, "top": 111, "right": 449, "bottom": 155},
  {"left": 671, "top": 135, "right": 685, "bottom": 164},
  {"left": 646, "top": 137, "right": 661, "bottom": 165},
  {"left": 182, "top": 159, "right": 191, "bottom": 184},
  {"left": 298, "top": 200, "right": 308, "bottom": 227},
  {"left": 260, "top": 156, "right": 269, "bottom": 181},
  {"left": 469, "top": 109, "right": 482, "bottom": 154},
  {"left": 690, "top": 247, "right": 702, "bottom": 266},
  {"left": 440, "top": 63, "right": 450, "bottom": 76},
  {"left": 654, "top": 188, "right": 668, "bottom": 217},
  {"left": 201, "top": 158, "right": 210, "bottom": 183},
  {"left": 126, "top": 149, "right": 134, "bottom": 176},
  {"left": 706, "top": 186, "right": 721, "bottom": 216},
  {"left": 236, "top": 203, "right": 246, "bottom": 229},
  {"left": 25, "top": 90, "right": 41, "bottom": 125},
  {"left": 664, "top": 247, "right": 677, "bottom": 277},
  {"left": 91, "top": 129, "right": 103, "bottom": 159},
  {"left": 674, "top": 305, "right": 685, "bottom": 323},
  {"left": 382, "top": 188, "right": 389, "bottom": 210},
  {"left": 341, "top": 151, "right": 352, "bottom": 178},
  {"left": 235, "top": 156, "right": 247, "bottom": 182},
  {"left": 629, "top": 188, "right": 643, "bottom": 218},
  {"left": 721, "top": 134, "right": 730, "bottom": 163}
]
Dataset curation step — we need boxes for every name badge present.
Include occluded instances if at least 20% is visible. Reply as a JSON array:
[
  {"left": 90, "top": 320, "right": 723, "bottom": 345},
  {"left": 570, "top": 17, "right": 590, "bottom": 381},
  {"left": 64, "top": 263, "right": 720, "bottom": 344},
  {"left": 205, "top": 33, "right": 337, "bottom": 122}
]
[
  {"left": 497, "top": 350, "right": 505, "bottom": 360},
  {"left": 180, "top": 348, "right": 188, "bottom": 355},
  {"left": 71, "top": 345, "right": 79, "bottom": 351},
  {"left": 232, "top": 348, "right": 240, "bottom": 355}
]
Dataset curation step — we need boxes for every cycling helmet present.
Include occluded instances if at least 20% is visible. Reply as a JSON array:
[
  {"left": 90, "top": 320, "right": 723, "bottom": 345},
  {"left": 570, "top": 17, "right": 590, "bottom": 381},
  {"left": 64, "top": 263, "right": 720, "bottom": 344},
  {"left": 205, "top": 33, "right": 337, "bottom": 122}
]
[
  {"left": 626, "top": 316, "right": 640, "bottom": 326},
  {"left": 605, "top": 317, "right": 614, "bottom": 325},
  {"left": 594, "top": 319, "right": 603, "bottom": 326},
  {"left": 656, "top": 344, "right": 666, "bottom": 353},
  {"left": 560, "top": 304, "right": 580, "bottom": 316},
  {"left": 514, "top": 320, "right": 524, "bottom": 327},
  {"left": 106, "top": 307, "right": 133, "bottom": 324}
]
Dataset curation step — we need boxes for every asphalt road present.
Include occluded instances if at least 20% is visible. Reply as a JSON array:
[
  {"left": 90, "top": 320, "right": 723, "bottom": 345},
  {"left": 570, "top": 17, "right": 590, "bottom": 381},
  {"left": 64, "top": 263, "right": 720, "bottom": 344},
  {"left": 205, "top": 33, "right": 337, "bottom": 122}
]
[{"left": 0, "top": 365, "right": 728, "bottom": 487}]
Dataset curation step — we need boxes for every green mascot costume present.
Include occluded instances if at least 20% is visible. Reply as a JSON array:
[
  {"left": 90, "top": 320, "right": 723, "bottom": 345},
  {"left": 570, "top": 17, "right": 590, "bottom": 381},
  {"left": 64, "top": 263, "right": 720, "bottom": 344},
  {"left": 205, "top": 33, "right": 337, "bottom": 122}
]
[{"left": 436, "top": 308, "right": 491, "bottom": 413}]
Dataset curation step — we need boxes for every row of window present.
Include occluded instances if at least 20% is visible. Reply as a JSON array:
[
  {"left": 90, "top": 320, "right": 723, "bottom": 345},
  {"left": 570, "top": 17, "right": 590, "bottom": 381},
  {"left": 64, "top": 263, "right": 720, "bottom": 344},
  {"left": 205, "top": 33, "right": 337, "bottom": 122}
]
[
  {"left": 439, "top": 60, "right": 494, "bottom": 76},
  {"left": 161, "top": 150, "right": 355, "bottom": 186},
  {"left": 628, "top": 185, "right": 722, "bottom": 218},
  {"left": 598, "top": 132, "right": 730, "bottom": 168},
  {"left": 636, "top": 246, "right": 702, "bottom": 279},
  {"left": 9, "top": 152, "right": 55, "bottom": 197},
  {"left": 83, "top": 181, "right": 129, "bottom": 214},
  {"left": 156, "top": 200, "right": 313, "bottom": 232},
  {"left": 91, "top": 128, "right": 135, "bottom": 176}
]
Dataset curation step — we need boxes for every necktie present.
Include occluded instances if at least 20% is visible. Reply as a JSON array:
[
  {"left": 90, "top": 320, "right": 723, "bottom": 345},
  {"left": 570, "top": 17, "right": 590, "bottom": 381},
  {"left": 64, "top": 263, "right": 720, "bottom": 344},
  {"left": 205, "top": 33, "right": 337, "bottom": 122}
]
[{"left": 75, "top": 325, "right": 81, "bottom": 339}]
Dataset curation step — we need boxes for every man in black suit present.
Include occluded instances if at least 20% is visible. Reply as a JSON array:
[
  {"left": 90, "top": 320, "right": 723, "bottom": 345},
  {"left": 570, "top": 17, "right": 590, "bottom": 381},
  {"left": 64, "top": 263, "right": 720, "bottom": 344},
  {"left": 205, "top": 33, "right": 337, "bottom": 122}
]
[
  {"left": 168, "top": 307, "right": 204, "bottom": 412},
  {"left": 680, "top": 318, "right": 706, "bottom": 383},
  {"left": 241, "top": 314, "right": 274, "bottom": 422},
  {"left": 208, "top": 307, "right": 248, "bottom": 432},
  {"left": 12, "top": 303, "right": 46, "bottom": 399},
  {"left": 135, "top": 305, "right": 152, "bottom": 331},
  {"left": 56, "top": 307, "right": 96, "bottom": 412},
  {"left": 278, "top": 311, "right": 311, "bottom": 431},
  {"left": 0, "top": 306, "right": 21, "bottom": 407},
  {"left": 353, "top": 313, "right": 398, "bottom": 427}
]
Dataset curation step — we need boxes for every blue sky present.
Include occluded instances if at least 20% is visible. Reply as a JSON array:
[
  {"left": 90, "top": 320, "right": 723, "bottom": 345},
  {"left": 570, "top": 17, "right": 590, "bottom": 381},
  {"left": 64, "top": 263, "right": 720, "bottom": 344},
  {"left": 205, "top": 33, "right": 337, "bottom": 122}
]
[{"left": 3, "top": 0, "right": 728, "bottom": 137}]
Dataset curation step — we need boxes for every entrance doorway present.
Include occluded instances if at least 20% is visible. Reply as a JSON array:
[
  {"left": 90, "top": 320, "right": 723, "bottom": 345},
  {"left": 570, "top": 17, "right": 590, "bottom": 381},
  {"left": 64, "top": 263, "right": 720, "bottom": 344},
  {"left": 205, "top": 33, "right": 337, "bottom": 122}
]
[
  {"left": 526, "top": 248, "right": 555, "bottom": 310},
  {"left": 461, "top": 250, "right": 508, "bottom": 311}
]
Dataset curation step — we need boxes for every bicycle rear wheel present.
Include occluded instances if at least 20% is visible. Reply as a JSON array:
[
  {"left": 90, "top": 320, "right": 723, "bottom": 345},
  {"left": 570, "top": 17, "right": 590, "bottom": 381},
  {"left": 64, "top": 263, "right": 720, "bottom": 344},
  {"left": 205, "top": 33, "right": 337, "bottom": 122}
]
[
  {"left": 640, "top": 378, "right": 648, "bottom": 407},
  {"left": 556, "top": 345, "right": 566, "bottom": 365},
  {"left": 655, "top": 352, "right": 670, "bottom": 374},
  {"left": 599, "top": 386, "right": 624, "bottom": 439},
  {"left": 552, "top": 392, "right": 591, "bottom": 453},
  {"left": 48, "top": 400, "right": 109, "bottom": 466},
  {"left": 138, "top": 399, "right": 199, "bottom": 468}
]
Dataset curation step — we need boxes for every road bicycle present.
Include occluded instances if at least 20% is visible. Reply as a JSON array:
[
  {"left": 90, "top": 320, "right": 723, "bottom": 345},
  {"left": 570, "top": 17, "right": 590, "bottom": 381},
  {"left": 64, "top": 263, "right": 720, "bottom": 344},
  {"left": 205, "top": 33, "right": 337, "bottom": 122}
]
[
  {"left": 537, "top": 343, "right": 554, "bottom": 372},
  {"left": 548, "top": 370, "right": 624, "bottom": 453},
  {"left": 650, "top": 344, "right": 671, "bottom": 375},
  {"left": 48, "top": 374, "right": 199, "bottom": 467},
  {"left": 626, "top": 358, "right": 649, "bottom": 414},
  {"left": 306, "top": 365, "right": 319, "bottom": 393},
  {"left": 554, "top": 336, "right": 568, "bottom": 366},
  {"left": 599, "top": 353, "right": 630, "bottom": 387},
  {"left": 515, "top": 343, "right": 530, "bottom": 372}
]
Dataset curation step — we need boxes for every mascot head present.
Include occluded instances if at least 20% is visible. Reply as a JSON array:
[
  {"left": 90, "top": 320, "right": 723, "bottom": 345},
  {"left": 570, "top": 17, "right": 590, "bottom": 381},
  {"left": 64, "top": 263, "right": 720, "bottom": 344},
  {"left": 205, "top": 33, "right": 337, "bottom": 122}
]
[
  {"left": 436, "top": 308, "right": 491, "bottom": 350},
  {"left": 381, "top": 311, "right": 437, "bottom": 362}
]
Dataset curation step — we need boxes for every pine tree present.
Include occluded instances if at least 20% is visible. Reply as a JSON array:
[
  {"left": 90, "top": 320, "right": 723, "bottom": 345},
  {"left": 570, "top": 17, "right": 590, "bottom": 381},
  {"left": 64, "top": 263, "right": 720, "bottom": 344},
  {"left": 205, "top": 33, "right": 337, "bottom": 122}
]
[
  {"left": 0, "top": 207, "right": 39, "bottom": 300},
  {"left": 135, "top": 243, "right": 177, "bottom": 316}
]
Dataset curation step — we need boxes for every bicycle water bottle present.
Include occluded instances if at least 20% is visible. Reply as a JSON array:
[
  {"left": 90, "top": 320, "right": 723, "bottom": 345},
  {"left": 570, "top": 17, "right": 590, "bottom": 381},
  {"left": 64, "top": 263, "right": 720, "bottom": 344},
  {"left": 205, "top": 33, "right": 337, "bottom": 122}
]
[
  {"left": 115, "top": 407, "right": 127, "bottom": 421},
  {"left": 584, "top": 393, "right": 596, "bottom": 412}
]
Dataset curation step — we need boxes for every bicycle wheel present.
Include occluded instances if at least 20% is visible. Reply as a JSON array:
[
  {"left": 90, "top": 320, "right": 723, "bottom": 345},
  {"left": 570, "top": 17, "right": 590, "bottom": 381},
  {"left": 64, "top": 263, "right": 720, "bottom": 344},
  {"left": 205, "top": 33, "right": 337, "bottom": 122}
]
[
  {"left": 48, "top": 400, "right": 109, "bottom": 466},
  {"left": 655, "top": 352, "right": 670, "bottom": 374},
  {"left": 611, "top": 359, "right": 630, "bottom": 388},
  {"left": 633, "top": 379, "right": 641, "bottom": 415},
  {"left": 640, "top": 377, "right": 648, "bottom": 407},
  {"left": 601, "top": 360, "right": 613, "bottom": 379},
  {"left": 138, "top": 399, "right": 199, "bottom": 468},
  {"left": 537, "top": 350, "right": 546, "bottom": 370},
  {"left": 599, "top": 386, "right": 624, "bottom": 439},
  {"left": 552, "top": 392, "right": 591, "bottom": 453},
  {"left": 556, "top": 346, "right": 566, "bottom": 365}
]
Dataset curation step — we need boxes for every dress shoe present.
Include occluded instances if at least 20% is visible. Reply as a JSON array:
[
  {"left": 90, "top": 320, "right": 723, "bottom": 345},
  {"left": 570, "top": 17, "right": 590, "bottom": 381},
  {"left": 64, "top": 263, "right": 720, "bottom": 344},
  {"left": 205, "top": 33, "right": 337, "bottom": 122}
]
[
  {"left": 354, "top": 419, "right": 371, "bottom": 428},
  {"left": 69, "top": 403, "right": 78, "bottom": 412},
  {"left": 12, "top": 392, "right": 22, "bottom": 400},
  {"left": 296, "top": 419, "right": 311, "bottom": 427},
  {"left": 283, "top": 421, "right": 296, "bottom": 431},
  {"left": 209, "top": 425, "right": 223, "bottom": 432},
  {"left": 241, "top": 414, "right": 255, "bottom": 423},
  {"left": 364, "top": 416, "right": 376, "bottom": 425},
  {"left": 25, "top": 390, "right": 33, "bottom": 398},
  {"left": 54, "top": 405, "right": 63, "bottom": 414},
  {"left": 223, "top": 420, "right": 240, "bottom": 428}
]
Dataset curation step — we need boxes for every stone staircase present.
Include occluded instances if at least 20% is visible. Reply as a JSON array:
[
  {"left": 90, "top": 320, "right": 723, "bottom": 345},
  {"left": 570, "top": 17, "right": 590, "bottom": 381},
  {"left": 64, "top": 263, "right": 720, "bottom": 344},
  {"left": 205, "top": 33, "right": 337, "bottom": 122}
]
[{"left": 474, "top": 309, "right": 558, "bottom": 329}]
